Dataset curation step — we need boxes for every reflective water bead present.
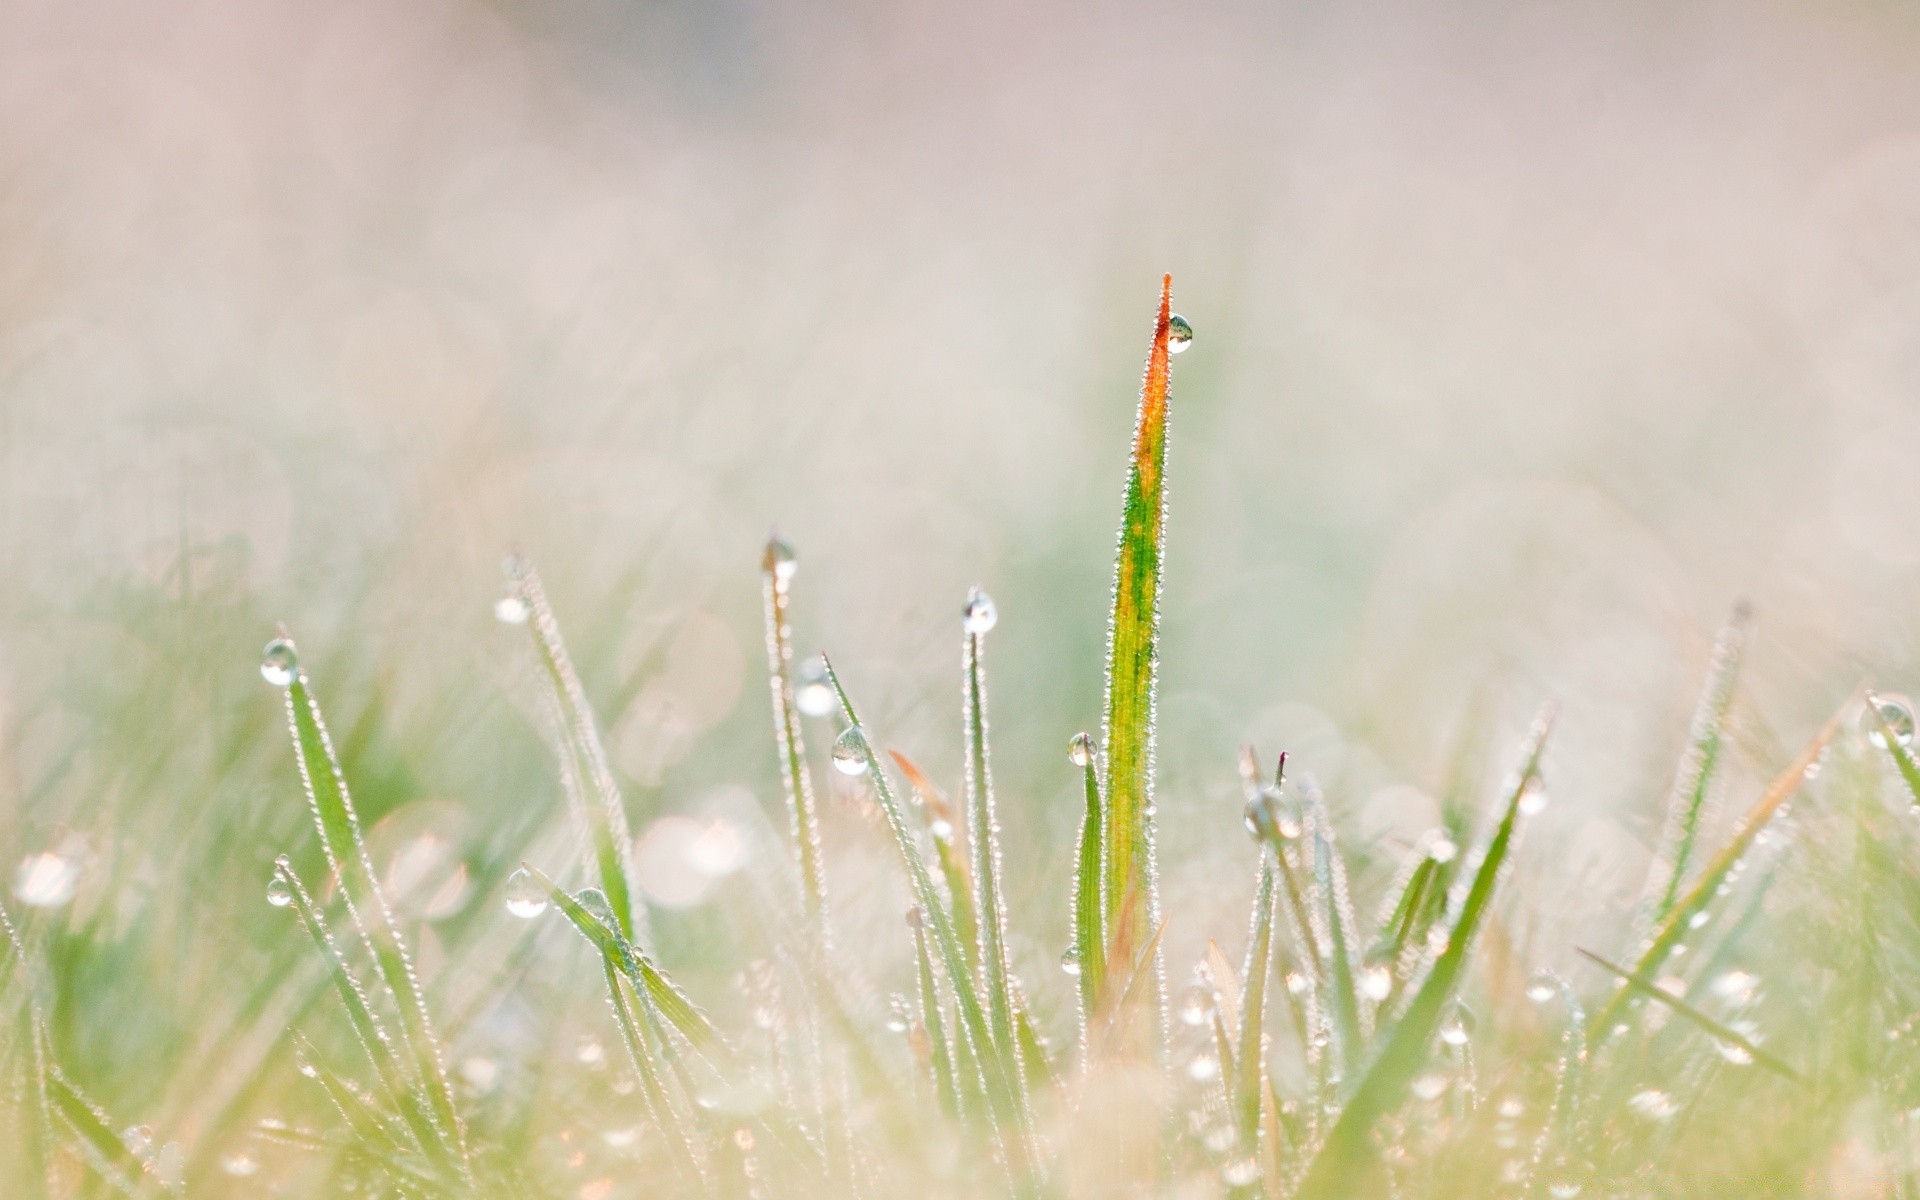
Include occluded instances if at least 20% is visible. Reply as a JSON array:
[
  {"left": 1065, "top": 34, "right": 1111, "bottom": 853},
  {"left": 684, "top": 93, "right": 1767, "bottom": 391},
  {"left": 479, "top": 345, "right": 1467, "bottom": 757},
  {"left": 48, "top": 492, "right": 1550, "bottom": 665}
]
[
  {"left": 763, "top": 536, "right": 797, "bottom": 583},
  {"left": 1068, "top": 731, "right": 1095, "bottom": 768},
  {"left": 794, "top": 655, "right": 835, "bottom": 717},
  {"left": 1059, "top": 947, "right": 1082, "bottom": 976},
  {"left": 260, "top": 638, "right": 298, "bottom": 687},
  {"left": 14, "top": 851, "right": 79, "bottom": 908},
  {"left": 493, "top": 588, "right": 530, "bottom": 625},
  {"left": 122, "top": 1125, "right": 155, "bottom": 1159},
  {"left": 504, "top": 868, "right": 548, "bottom": 919},
  {"left": 266, "top": 876, "right": 293, "bottom": 908},
  {"left": 1525, "top": 971, "right": 1559, "bottom": 1005},
  {"left": 1186, "top": 1054, "right": 1219, "bottom": 1081},
  {"left": 1438, "top": 1000, "right": 1475, "bottom": 1046},
  {"left": 962, "top": 586, "right": 998, "bottom": 635},
  {"left": 1517, "top": 782, "right": 1548, "bottom": 816},
  {"left": 1863, "top": 692, "right": 1917, "bottom": 748},
  {"left": 1243, "top": 785, "right": 1302, "bottom": 843},
  {"left": 1627, "top": 1089, "right": 1677, "bottom": 1121},
  {"left": 574, "top": 887, "right": 615, "bottom": 927},
  {"left": 885, "top": 994, "right": 912, "bottom": 1034},
  {"left": 1178, "top": 983, "right": 1214, "bottom": 1027},
  {"left": 1167, "top": 314, "right": 1194, "bottom": 353},
  {"left": 831, "top": 727, "right": 871, "bottom": 775},
  {"left": 1428, "top": 835, "right": 1458, "bottom": 864}
]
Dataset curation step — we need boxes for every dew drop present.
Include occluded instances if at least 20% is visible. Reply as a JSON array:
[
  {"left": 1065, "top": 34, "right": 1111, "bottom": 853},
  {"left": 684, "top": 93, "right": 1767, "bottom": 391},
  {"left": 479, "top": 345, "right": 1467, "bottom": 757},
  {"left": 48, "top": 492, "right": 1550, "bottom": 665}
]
[
  {"left": 1497, "top": 1096, "right": 1525, "bottom": 1119},
  {"left": 1243, "top": 785, "right": 1302, "bottom": 843},
  {"left": 461, "top": 1056, "right": 500, "bottom": 1094},
  {"left": 1059, "top": 947, "right": 1082, "bottom": 976},
  {"left": 1717, "top": 1040, "right": 1754, "bottom": 1066},
  {"left": 764, "top": 536, "right": 797, "bottom": 583},
  {"left": 1361, "top": 962, "right": 1392, "bottom": 1002},
  {"left": 1068, "top": 731, "right": 1095, "bottom": 768},
  {"left": 885, "top": 994, "right": 912, "bottom": 1034},
  {"left": 1222, "top": 1157, "right": 1258, "bottom": 1186},
  {"left": 574, "top": 887, "right": 616, "bottom": 927},
  {"left": 122, "top": 1125, "right": 155, "bottom": 1159},
  {"left": 1688, "top": 909, "right": 1710, "bottom": 930},
  {"left": 904, "top": 904, "right": 925, "bottom": 929},
  {"left": 576, "top": 1035, "right": 606, "bottom": 1066},
  {"left": 14, "top": 851, "right": 79, "bottom": 908},
  {"left": 493, "top": 590, "right": 530, "bottom": 625},
  {"left": 1517, "top": 782, "right": 1548, "bottom": 817},
  {"left": 831, "top": 727, "right": 871, "bottom": 776},
  {"left": 1186, "top": 1054, "right": 1219, "bottom": 1081},
  {"left": 220, "top": 1151, "right": 260, "bottom": 1177},
  {"left": 602, "top": 1126, "right": 640, "bottom": 1148},
  {"left": 962, "top": 587, "right": 998, "bottom": 635},
  {"left": 1428, "top": 835, "right": 1458, "bottom": 864},
  {"left": 1863, "top": 693, "right": 1917, "bottom": 748},
  {"left": 266, "top": 876, "right": 293, "bottom": 909},
  {"left": 794, "top": 655, "right": 834, "bottom": 717},
  {"left": 1439, "top": 1000, "right": 1475, "bottom": 1046},
  {"left": 504, "top": 868, "right": 548, "bottom": 919},
  {"left": 1627, "top": 1089, "right": 1677, "bottom": 1121},
  {"left": 1178, "top": 983, "right": 1214, "bottom": 1027},
  {"left": 1167, "top": 314, "right": 1194, "bottom": 353},
  {"left": 1525, "top": 971, "right": 1560, "bottom": 1005},
  {"left": 260, "top": 638, "right": 298, "bottom": 687},
  {"left": 1410, "top": 1073, "right": 1448, "bottom": 1101},
  {"left": 1284, "top": 971, "right": 1308, "bottom": 996}
]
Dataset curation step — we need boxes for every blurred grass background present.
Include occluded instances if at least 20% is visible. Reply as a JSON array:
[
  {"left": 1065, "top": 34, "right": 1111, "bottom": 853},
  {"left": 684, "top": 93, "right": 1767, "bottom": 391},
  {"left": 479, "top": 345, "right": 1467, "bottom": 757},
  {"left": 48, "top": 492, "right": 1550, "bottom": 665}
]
[{"left": 6, "top": 0, "right": 1920, "bottom": 1188}]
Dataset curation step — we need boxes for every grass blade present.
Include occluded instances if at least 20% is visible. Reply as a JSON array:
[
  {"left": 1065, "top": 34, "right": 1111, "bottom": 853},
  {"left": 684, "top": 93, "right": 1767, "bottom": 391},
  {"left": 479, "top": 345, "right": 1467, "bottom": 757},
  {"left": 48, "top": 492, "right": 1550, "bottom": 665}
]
[
  {"left": 1293, "top": 705, "right": 1556, "bottom": 1200},
  {"left": 1299, "top": 777, "right": 1366, "bottom": 1070},
  {"left": 1234, "top": 853, "right": 1278, "bottom": 1151},
  {"left": 890, "top": 751, "right": 978, "bottom": 965},
  {"left": 1070, "top": 734, "right": 1106, "bottom": 1058},
  {"left": 1099, "top": 275, "right": 1178, "bottom": 1049},
  {"left": 1865, "top": 690, "right": 1920, "bottom": 807},
  {"left": 760, "top": 535, "right": 830, "bottom": 941},
  {"left": 504, "top": 557, "right": 644, "bottom": 943},
  {"left": 44, "top": 1063, "right": 141, "bottom": 1195},
  {"left": 1647, "top": 602, "right": 1751, "bottom": 923},
  {"left": 274, "top": 665, "right": 469, "bottom": 1175},
  {"left": 1575, "top": 948, "right": 1800, "bottom": 1081},
  {"left": 1589, "top": 700, "right": 1845, "bottom": 1041},
  {"left": 961, "top": 589, "right": 1032, "bottom": 1129},
  {"left": 910, "top": 909, "right": 962, "bottom": 1119}
]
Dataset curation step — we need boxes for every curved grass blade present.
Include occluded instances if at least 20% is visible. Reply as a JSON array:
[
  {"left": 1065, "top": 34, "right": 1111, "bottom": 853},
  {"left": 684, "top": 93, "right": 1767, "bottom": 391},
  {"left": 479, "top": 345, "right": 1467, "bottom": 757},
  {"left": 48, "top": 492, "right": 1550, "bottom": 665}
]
[
  {"left": 760, "top": 536, "right": 829, "bottom": 942},
  {"left": 605, "top": 961, "right": 708, "bottom": 1185},
  {"left": 1100, "top": 275, "right": 1177, "bottom": 1049},
  {"left": 504, "top": 557, "right": 644, "bottom": 943},
  {"left": 1575, "top": 948, "right": 1800, "bottom": 1081},
  {"left": 961, "top": 595, "right": 1031, "bottom": 1127},
  {"left": 1071, "top": 738, "right": 1106, "bottom": 1057},
  {"left": 1299, "top": 777, "right": 1366, "bottom": 1069},
  {"left": 289, "top": 1032, "right": 415, "bottom": 1159},
  {"left": 278, "top": 663, "right": 469, "bottom": 1175},
  {"left": 910, "top": 911, "right": 962, "bottom": 1119},
  {"left": 43, "top": 1063, "right": 141, "bottom": 1196},
  {"left": 1234, "top": 854, "right": 1278, "bottom": 1151},
  {"left": 818, "top": 659, "right": 1034, "bottom": 1177},
  {"left": 1293, "top": 705, "right": 1555, "bottom": 1200},
  {"left": 1589, "top": 700, "right": 1845, "bottom": 1041},
  {"left": 890, "top": 751, "right": 977, "bottom": 964},
  {"left": 1866, "top": 690, "right": 1920, "bottom": 807},
  {"left": 1647, "top": 602, "right": 1751, "bottom": 923}
]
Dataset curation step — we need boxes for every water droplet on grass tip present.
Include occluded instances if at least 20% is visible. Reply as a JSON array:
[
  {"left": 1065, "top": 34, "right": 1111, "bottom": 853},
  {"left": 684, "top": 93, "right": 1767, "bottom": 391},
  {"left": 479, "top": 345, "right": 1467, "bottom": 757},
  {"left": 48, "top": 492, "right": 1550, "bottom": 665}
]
[
  {"left": 574, "top": 887, "right": 615, "bottom": 926},
  {"left": 763, "top": 536, "right": 797, "bottom": 583},
  {"left": 1068, "top": 731, "right": 1094, "bottom": 768},
  {"left": 962, "top": 587, "right": 998, "bottom": 635},
  {"left": 1243, "top": 785, "right": 1301, "bottom": 843},
  {"left": 1863, "top": 693, "right": 1917, "bottom": 748},
  {"left": 266, "top": 876, "right": 292, "bottom": 908},
  {"left": 493, "top": 587, "right": 530, "bottom": 625},
  {"left": 504, "top": 868, "right": 548, "bottom": 918},
  {"left": 1526, "top": 972, "right": 1559, "bottom": 1004},
  {"left": 1167, "top": 314, "right": 1194, "bottom": 352},
  {"left": 1059, "top": 947, "right": 1081, "bottom": 975},
  {"left": 1361, "top": 962, "right": 1392, "bottom": 1002},
  {"left": 1178, "top": 983, "right": 1214, "bottom": 1026},
  {"left": 1439, "top": 1000, "right": 1474, "bottom": 1046},
  {"left": 1518, "top": 782, "right": 1548, "bottom": 816},
  {"left": 122, "top": 1125, "right": 154, "bottom": 1159},
  {"left": 831, "top": 727, "right": 871, "bottom": 775},
  {"left": 795, "top": 655, "right": 834, "bottom": 716},
  {"left": 260, "top": 638, "right": 298, "bottom": 686}
]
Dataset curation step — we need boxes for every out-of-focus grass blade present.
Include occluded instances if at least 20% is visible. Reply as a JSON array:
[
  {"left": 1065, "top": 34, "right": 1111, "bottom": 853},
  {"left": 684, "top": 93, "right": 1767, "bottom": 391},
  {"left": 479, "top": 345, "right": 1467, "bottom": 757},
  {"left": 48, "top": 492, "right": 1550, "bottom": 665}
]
[
  {"left": 961, "top": 595, "right": 1032, "bottom": 1129},
  {"left": 819, "top": 659, "right": 1032, "bottom": 1172},
  {"left": 504, "top": 557, "right": 644, "bottom": 943},
  {"left": 1293, "top": 706, "right": 1555, "bottom": 1200},
  {"left": 279, "top": 658, "right": 468, "bottom": 1174},
  {"left": 910, "top": 911, "right": 962, "bottom": 1119},
  {"left": 604, "top": 961, "right": 707, "bottom": 1185},
  {"left": 1590, "top": 701, "right": 1844, "bottom": 1040},
  {"left": 1299, "top": 778, "right": 1366, "bottom": 1069},
  {"left": 1070, "top": 738, "right": 1105, "bottom": 1055},
  {"left": 1575, "top": 949, "right": 1801, "bottom": 1081},
  {"left": 1100, "top": 275, "right": 1178, "bottom": 1048},
  {"left": 1649, "top": 602, "right": 1751, "bottom": 922},
  {"left": 290, "top": 1032, "right": 415, "bottom": 1158},
  {"left": 890, "top": 751, "right": 978, "bottom": 965},
  {"left": 521, "top": 865, "right": 721, "bottom": 1053},
  {"left": 760, "top": 536, "right": 829, "bottom": 941},
  {"left": 1234, "top": 855, "right": 1277, "bottom": 1152},
  {"left": 1866, "top": 690, "right": 1920, "bottom": 807},
  {"left": 1094, "top": 918, "right": 1169, "bottom": 1056},
  {"left": 1011, "top": 991, "right": 1053, "bottom": 1093},
  {"left": 44, "top": 1063, "right": 141, "bottom": 1196}
]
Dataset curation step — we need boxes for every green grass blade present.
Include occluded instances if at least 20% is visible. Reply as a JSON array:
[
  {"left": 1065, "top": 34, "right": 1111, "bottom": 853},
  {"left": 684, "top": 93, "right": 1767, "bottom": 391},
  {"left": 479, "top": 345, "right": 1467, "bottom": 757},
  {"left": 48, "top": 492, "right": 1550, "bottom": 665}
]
[
  {"left": 1589, "top": 703, "right": 1843, "bottom": 1041},
  {"left": 1293, "top": 705, "right": 1555, "bottom": 1200},
  {"left": 760, "top": 536, "right": 829, "bottom": 941},
  {"left": 1575, "top": 949, "right": 1800, "bottom": 1081},
  {"left": 505, "top": 557, "right": 644, "bottom": 943},
  {"left": 910, "top": 911, "right": 962, "bottom": 1119},
  {"left": 289, "top": 1032, "right": 416, "bottom": 1158},
  {"left": 961, "top": 594, "right": 1032, "bottom": 1129},
  {"left": 1649, "top": 602, "right": 1751, "bottom": 922},
  {"left": 818, "top": 659, "right": 1032, "bottom": 1169},
  {"left": 279, "top": 662, "right": 469, "bottom": 1174},
  {"left": 1099, "top": 275, "right": 1178, "bottom": 1049},
  {"left": 605, "top": 961, "right": 708, "bottom": 1185},
  {"left": 43, "top": 1062, "right": 141, "bottom": 1195},
  {"left": 890, "top": 751, "right": 979, "bottom": 968},
  {"left": 1234, "top": 852, "right": 1277, "bottom": 1149},
  {"left": 1866, "top": 690, "right": 1920, "bottom": 806},
  {"left": 1300, "top": 778, "right": 1366, "bottom": 1069},
  {"left": 1071, "top": 737, "right": 1107, "bottom": 1051}
]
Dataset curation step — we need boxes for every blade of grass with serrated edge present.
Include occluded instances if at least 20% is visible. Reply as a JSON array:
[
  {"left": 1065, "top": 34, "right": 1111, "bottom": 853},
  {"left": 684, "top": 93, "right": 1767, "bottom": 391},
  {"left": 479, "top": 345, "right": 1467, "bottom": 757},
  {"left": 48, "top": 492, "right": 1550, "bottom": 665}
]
[
  {"left": 1071, "top": 743, "right": 1106, "bottom": 1057},
  {"left": 1589, "top": 701, "right": 1844, "bottom": 1042},
  {"left": 1100, "top": 275, "right": 1177, "bottom": 1051},
  {"left": 962, "top": 605, "right": 1030, "bottom": 1128},
  {"left": 290, "top": 1032, "right": 415, "bottom": 1158},
  {"left": 1867, "top": 690, "right": 1920, "bottom": 806},
  {"left": 1011, "top": 990, "right": 1053, "bottom": 1092},
  {"left": 911, "top": 914, "right": 962, "bottom": 1119},
  {"left": 273, "top": 858, "right": 445, "bottom": 1168},
  {"left": 890, "top": 751, "right": 978, "bottom": 967},
  {"left": 819, "top": 659, "right": 1034, "bottom": 1177},
  {"left": 1575, "top": 948, "right": 1800, "bottom": 1081},
  {"left": 0, "top": 900, "right": 55, "bottom": 1192},
  {"left": 1094, "top": 917, "right": 1169, "bottom": 1055},
  {"left": 1299, "top": 778, "right": 1366, "bottom": 1070},
  {"left": 43, "top": 1064, "right": 141, "bottom": 1195},
  {"left": 277, "top": 668, "right": 469, "bottom": 1175},
  {"left": 1648, "top": 602, "right": 1752, "bottom": 923},
  {"left": 1234, "top": 854, "right": 1278, "bottom": 1152},
  {"left": 761, "top": 537, "right": 829, "bottom": 941},
  {"left": 521, "top": 865, "right": 722, "bottom": 1054},
  {"left": 1293, "top": 705, "right": 1555, "bottom": 1200},
  {"left": 505, "top": 557, "right": 644, "bottom": 944},
  {"left": 605, "top": 960, "right": 708, "bottom": 1184}
]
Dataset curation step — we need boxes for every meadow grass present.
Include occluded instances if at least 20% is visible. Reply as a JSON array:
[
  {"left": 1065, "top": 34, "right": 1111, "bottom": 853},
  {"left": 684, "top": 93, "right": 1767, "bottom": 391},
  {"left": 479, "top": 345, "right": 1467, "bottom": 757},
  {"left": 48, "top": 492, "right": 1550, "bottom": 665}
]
[{"left": 4, "top": 277, "right": 1920, "bottom": 1199}]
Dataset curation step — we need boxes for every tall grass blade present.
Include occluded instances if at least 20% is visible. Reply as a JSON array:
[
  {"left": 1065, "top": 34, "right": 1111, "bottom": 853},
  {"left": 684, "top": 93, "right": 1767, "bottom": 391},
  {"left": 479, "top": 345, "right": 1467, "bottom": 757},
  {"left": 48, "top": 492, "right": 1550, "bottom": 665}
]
[
  {"left": 1299, "top": 777, "right": 1366, "bottom": 1069},
  {"left": 43, "top": 1063, "right": 141, "bottom": 1195},
  {"left": 1071, "top": 739, "right": 1106, "bottom": 1055},
  {"left": 961, "top": 591, "right": 1031, "bottom": 1126},
  {"left": 604, "top": 961, "right": 708, "bottom": 1184},
  {"left": 1575, "top": 948, "right": 1800, "bottom": 1081},
  {"left": 760, "top": 536, "right": 829, "bottom": 941},
  {"left": 1234, "top": 853, "right": 1278, "bottom": 1152},
  {"left": 1293, "top": 705, "right": 1555, "bottom": 1200},
  {"left": 910, "top": 911, "right": 962, "bottom": 1119},
  {"left": 1648, "top": 602, "right": 1751, "bottom": 923},
  {"left": 504, "top": 557, "right": 644, "bottom": 943},
  {"left": 890, "top": 751, "right": 978, "bottom": 967},
  {"left": 1100, "top": 274, "right": 1178, "bottom": 1049},
  {"left": 1590, "top": 701, "right": 1844, "bottom": 1040},
  {"left": 278, "top": 661, "right": 469, "bottom": 1174}
]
